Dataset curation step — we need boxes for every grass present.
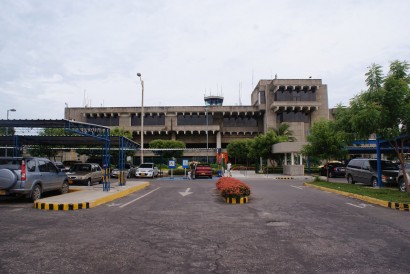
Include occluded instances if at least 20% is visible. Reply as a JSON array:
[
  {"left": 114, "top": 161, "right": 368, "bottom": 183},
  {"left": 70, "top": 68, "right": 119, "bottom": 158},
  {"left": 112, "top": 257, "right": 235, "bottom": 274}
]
[{"left": 309, "top": 180, "right": 410, "bottom": 204}]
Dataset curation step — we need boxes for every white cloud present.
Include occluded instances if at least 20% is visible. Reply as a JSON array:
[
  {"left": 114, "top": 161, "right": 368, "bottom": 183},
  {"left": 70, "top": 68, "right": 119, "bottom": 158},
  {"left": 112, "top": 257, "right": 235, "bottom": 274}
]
[{"left": 1, "top": 0, "right": 409, "bottom": 119}]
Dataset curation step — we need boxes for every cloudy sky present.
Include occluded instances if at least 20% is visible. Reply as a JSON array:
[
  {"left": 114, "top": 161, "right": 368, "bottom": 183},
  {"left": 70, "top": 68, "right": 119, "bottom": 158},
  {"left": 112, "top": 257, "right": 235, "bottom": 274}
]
[{"left": 1, "top": 0, "right": 409, "bottom": 119}]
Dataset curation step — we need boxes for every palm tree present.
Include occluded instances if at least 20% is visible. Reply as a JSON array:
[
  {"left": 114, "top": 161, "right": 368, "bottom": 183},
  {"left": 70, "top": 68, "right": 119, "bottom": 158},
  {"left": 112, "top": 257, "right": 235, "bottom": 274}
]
[{"left": 273, "top": 123, "right": 295, "bottom": 142}]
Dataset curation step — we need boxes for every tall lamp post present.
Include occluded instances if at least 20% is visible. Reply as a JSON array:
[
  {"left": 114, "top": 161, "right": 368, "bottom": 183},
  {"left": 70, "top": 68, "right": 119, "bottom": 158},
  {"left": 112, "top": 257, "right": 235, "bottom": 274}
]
[
  {"left": 137, "top": 73, "right": 144, "bottom": 164},
  {"left": 205, "top": 106, "right": 208, "bottom": 163},
  {"left": 5, "top": 108, "right": 16, "bottom": 157}
]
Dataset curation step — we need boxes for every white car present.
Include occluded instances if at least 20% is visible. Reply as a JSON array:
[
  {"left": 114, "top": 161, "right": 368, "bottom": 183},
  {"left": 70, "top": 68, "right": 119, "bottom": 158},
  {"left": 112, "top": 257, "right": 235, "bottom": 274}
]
[{"left": 135, "top": 163, "right": 159, "bottom": 178}]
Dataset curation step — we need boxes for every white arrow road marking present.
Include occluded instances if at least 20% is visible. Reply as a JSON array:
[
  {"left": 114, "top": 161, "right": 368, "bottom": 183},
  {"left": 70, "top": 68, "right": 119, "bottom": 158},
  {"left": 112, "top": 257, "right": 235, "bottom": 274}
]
[
  {"left": 179, "top": 188, "right": 193, "bottom": 197},
  {"left": 119, "top": 187, "right": 161, "bottom": 208},
  {"left": 290, "top": 185, "right": 303, "bottom": 190}
]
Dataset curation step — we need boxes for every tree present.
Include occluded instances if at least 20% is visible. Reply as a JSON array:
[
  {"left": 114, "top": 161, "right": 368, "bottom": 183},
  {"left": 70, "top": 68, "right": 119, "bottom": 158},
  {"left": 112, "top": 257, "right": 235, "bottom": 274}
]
[
  {"left": 273, "top": 123, "right": 296, "bottom": 141},
  {"left": 227, "top": 139, "right": 252, "bottom": 164},
  {"left": 28, "top": 128, "right": 76, "bottom": 160},
  {"left": 248, "top": 130, "right": 288, "bottom": 168},
  {"left": 335, "top": 60, "right": 410, "bottom": 191},
  {"left": 302, "top": 120, "right": 347, "bottom": 181},
  {"left": 149, "top": 139, "right": 186, "bottom": 160},
  {"left": 110, "top": 127, "right": 133, "bottom": 140}
]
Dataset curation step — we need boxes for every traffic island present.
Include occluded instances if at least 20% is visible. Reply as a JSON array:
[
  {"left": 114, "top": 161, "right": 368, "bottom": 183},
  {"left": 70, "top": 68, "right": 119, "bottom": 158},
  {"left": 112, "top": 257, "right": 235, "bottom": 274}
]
[
  {"left": 34, "top": 181, "right": 150, "bottom": 211},
  {"left": 304, "top": 182, "right": 410, "bottom": 211},
  {"left": 216, "top": 177, "right": 251, "bottom": 204}
]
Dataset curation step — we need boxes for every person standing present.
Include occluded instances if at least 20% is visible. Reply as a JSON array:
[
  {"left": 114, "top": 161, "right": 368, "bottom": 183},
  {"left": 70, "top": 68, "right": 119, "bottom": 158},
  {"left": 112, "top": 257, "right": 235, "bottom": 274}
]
[{"left": 227, "top": 161, "right": 232, "bottom": 177}]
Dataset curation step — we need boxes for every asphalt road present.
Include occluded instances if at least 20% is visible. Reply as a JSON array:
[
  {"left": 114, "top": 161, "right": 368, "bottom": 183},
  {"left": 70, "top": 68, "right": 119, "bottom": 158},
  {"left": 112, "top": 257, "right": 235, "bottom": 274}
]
[{"left": 1, "top": 178, "right": 410, "bottom": 273}]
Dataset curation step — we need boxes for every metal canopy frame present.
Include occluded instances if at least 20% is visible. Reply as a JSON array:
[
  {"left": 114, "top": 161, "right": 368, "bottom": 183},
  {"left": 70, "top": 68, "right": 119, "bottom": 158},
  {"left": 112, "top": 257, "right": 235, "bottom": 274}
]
[{"left": 0, "top": 119, "right": 140, "bottom": 191}]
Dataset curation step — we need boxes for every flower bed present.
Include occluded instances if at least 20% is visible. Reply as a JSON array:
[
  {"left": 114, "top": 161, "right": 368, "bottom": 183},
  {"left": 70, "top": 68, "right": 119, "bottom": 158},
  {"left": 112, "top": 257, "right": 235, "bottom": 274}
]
[{"left": 216, "top": 177, "right": 251, "bottom": 203}]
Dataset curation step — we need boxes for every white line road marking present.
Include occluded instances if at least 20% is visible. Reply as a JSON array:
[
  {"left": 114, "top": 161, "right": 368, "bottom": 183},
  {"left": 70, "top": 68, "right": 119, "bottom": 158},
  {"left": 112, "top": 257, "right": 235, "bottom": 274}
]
[
  {"left": 290, "top": 185, "right": 304, "bottom": 190},
  {"left": 346, "top": 203, "right": 367, "bottom": 208},
  {"left": 119, "top": 187, "right": 161, "bottom": 208}
]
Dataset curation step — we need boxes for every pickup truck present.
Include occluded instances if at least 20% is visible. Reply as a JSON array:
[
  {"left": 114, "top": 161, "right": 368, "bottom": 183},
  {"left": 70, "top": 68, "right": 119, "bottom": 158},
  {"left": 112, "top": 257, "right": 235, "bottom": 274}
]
[{"left": 0, "top": 157, "right": 69, "bottom": 201}]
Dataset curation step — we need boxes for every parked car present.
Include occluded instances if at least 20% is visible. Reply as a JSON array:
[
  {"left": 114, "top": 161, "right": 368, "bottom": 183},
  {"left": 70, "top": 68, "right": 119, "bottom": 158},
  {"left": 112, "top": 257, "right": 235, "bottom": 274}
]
[
  {"left": 66, "top": 163, "right": 103, "bottom": 186},
  {"left": 135, "top": 163, "right": 159, "bottom": 178},
  {"left": 0, "top": 157, "right": 69, "bottom": 201},
  {"left": 319, "top": 162, "right": 346, "bottom": 178},
  {"left": 195, "top": 163, "right": 213, "bottom": 179},
  {"left": 62, "top": 160, "right": 82, "bottom": 172},
  {"left": 345, "top": 158, "right": 399, "bottom": 187},
  {"left": 53, "top": 161, "right": 66, "bottom": 172},
  {"left": 111, "top": 164, "right": 135, "bottom": 178},
  {"left": 397, "top": 163, "right": 410, "bottom": 192}
]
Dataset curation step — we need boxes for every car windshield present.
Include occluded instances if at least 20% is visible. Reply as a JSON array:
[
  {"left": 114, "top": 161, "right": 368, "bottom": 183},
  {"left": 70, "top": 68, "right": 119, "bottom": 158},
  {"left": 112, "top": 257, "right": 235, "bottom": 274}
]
[
  {"left": 70, "top": 164, "right": 91, "bottom": 172},
  {"left": 139, "top": 164, "right": 153, "bottom": 168}
]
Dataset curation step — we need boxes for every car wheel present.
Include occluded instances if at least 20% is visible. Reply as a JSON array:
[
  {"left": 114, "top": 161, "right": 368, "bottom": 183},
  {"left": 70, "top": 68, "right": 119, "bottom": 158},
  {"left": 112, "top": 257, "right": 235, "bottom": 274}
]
[
  {"left": 60, "top": 181, "right": 69, "bottom": 194},
  {"left": 347, "top": 175, "right": 355, "bottom": 184},
  {"left": 372, "top": 177, "right": 378, "bottom": 187},
  {"left": 31, "top": 184, "right": 42, "bottom": 202},
  {"left": 398, "top": 177, "right": 406, "bottom": 192}
]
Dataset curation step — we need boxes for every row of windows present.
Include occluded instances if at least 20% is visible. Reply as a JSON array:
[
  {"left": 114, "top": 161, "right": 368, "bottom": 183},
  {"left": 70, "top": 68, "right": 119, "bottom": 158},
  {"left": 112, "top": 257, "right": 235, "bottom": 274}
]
[
  {"left": 88, "top": 113, "right": 309, "bottom": 126},
  {"left": 277, "top": 112, "right": 310, "bottom": 123},
  {"left": 274, "top": 90, "right": 316, "bottom": 102}
]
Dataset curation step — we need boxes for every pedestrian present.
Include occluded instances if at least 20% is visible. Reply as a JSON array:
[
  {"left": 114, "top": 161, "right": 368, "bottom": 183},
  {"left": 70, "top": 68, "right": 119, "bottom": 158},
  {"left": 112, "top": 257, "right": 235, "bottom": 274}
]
[
  {"left": 187, "top": 170, "right": 192, "bottom": 180},
  {"left": 227, "top": 161, "right": 232, "bottom": 177}
]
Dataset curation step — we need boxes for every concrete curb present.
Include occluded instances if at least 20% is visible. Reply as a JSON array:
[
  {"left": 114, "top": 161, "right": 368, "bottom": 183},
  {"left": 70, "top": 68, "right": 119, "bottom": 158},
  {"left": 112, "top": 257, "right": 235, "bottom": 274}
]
[
  {"left": 34, "top": 182, "right": 150, "bottom": 211},
  {"left": 304, "top": 182, "right": 410, "bottom": 211},
  {"left": 225, "top": 197, "right": 249, "bottom": 204}
]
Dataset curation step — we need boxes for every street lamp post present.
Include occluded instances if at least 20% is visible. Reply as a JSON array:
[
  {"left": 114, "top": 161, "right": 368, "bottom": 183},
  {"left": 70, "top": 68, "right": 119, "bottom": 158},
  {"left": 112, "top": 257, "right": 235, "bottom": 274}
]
[
  {"left": 205, "top": 106, "right": 208, "bottom": 163},
  {"left": 137, "top": 73, "right": 144, "bottom": 164},
  {"left": 5, "top": 108, "right": 16, "bottom": 157}
]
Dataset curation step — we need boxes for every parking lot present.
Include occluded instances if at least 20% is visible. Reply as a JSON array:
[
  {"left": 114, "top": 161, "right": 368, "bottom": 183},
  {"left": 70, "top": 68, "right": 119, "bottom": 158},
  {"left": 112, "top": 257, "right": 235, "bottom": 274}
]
[{"left": 1, "top": 177, "right": 410, "bottom": 273}]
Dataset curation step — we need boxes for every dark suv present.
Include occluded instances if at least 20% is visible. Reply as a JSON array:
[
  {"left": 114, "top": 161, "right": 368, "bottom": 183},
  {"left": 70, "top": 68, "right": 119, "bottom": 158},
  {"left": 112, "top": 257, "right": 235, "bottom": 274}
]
[{"left": 345, "top": 158, "right": 399, "bottom": 187}]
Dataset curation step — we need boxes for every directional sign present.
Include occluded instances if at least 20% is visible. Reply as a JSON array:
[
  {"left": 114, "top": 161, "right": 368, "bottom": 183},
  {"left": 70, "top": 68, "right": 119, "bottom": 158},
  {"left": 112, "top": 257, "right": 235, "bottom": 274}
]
[
  {"left": 179, "top": 188, "right": 193, "bottom": 197},
  {"left": 182, "top": 159, "right": 189, "bottom": 169}
]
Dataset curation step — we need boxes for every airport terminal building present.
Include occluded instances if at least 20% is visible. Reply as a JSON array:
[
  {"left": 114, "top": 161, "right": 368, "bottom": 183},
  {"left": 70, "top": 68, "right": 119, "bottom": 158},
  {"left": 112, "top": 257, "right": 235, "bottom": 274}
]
[{"left": 65, "top": 78, "right": 329, "bottom": 165}]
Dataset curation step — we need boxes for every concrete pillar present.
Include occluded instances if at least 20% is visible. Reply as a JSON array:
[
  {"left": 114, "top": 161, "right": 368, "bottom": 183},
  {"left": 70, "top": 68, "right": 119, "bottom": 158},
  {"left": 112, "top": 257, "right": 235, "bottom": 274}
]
[
  {"left": 299, "top": 154, "right": 303, "bottom": 165},
  {"left": 216, "top": 132, "right": 221, "bottom": 149},
  {"left": 291, "top": 152, "right": 294, "bottom": 165},
  {"left": 284, "top": 153, "right": 287, "bottom": 165}
]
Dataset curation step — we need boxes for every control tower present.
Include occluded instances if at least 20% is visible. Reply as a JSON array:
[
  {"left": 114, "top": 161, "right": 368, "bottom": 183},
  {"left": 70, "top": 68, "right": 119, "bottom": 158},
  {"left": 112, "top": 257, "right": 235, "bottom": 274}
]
[{"left": 204, "top": 95, "right": 224, "bottom": 106}]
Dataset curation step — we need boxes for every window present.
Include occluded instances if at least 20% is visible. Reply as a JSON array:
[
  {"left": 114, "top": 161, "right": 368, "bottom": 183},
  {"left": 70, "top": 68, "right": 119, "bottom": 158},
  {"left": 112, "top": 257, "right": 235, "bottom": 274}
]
[
  {"left": 38, "top": 160, "right": 49, "bottom": 172},
  {"left": 132, "top": 114, "right": 165, "bottom": 126},
  {"left": 177, "top": 114, "right": 213, "bottom": 125},
  {"left": 277, "top": 112, "right": 310, "bottom": 123},
  {"left": 223, "top": 117, "right": 258, "bottom": 127}
]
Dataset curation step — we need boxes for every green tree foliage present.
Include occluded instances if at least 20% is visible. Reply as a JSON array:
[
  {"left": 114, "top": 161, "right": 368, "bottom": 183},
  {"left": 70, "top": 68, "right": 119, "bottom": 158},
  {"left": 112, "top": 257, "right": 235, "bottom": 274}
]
[
  {"left": 335, "top": 60, "right": 410, "bottom": 191},
  {"left": 149, "top": 139, "right": 186, "bottom": 160},
  {"left": 110, "top": 127, "right": 133, "bottom": 139},
  {"left": 302, "top": 120, "right": 347, "bottom": 160},
  {"left": 273, "top": 123, "right": 295, "bottom": 141},
  {"left": 302, "top": 120, "right": 347, "bottom": 180},
  {"left": 0, "top": 127, "right": 15, "bottom": 135},
  {"left": 248, "top": 130, "right": 288, "bottom": 166},
  {"left": 227, "top": 139, "right": 252, "bottom": 164},
  {"left": 28, "top": 128, "right": 76, "bottom": 159}
]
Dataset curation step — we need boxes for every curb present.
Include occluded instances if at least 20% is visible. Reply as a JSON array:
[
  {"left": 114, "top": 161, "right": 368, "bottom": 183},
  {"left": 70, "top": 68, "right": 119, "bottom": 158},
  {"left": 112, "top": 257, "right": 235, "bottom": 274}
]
[
  {"left": 304, "top": 182, "right": 410, "bottom": 211},
  {"left": 225, "top": 197, "right": 249, "bottom": 204},
  {"left": 34, "top": 182, "right": 150, "bottom": 211},
  {"left": 274, "top": 177, "right": 294, "bottom": 180}
]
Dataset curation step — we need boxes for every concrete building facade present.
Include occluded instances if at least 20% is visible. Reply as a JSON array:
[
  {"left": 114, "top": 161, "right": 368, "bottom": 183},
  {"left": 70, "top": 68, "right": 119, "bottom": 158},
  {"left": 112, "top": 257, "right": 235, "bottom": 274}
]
[{"left": 65, "top": 78, "right": 329, "bottom": 165}]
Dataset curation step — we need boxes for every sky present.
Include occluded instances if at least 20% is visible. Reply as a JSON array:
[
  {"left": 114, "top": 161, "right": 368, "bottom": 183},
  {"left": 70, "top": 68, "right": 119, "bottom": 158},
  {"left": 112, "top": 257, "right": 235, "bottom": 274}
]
[{"left": 1, "top": 0, "right": 410, "bottom": 120}]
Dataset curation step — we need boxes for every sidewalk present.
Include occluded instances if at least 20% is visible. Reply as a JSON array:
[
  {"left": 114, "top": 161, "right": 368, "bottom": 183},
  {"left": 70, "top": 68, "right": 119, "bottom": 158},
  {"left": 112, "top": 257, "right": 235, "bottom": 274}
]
[
  {"left": 34, "top": 181, "right": 150, "bottom": 211},
  {"left": 230, "top": 170, "right": 313, "bottom": 180}
]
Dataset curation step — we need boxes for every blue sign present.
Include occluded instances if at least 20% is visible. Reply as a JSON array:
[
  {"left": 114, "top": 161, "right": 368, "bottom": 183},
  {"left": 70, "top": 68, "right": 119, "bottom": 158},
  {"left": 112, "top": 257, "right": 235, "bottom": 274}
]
[
  {"left": 182, "top": 159, "right": 189, "bottom": 169},
  {"left": 168, "top": 160, "right": 176, "bottom": 169}
]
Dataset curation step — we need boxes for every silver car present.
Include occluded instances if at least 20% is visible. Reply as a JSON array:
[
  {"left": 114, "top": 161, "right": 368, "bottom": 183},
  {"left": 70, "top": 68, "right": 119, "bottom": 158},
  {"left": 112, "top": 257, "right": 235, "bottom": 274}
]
[
  {"left": 0, "top": 157, "right": 69, "bottom": 201},
  {"left": 346, "top": 158, "right": 399, "bottom": 187},
  {"left": 66, "top": 163, "right": 103, "bottom": 186}
]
